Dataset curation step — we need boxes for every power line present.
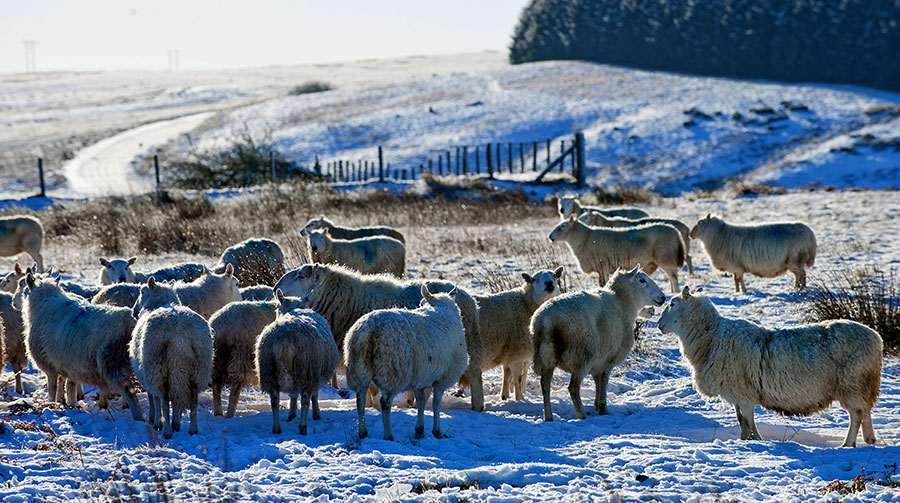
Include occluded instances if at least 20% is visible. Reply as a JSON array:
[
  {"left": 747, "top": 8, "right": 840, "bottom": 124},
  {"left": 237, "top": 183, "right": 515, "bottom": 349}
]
[{"left": 23, "top": 40, "right": 36, "bottom": 73}]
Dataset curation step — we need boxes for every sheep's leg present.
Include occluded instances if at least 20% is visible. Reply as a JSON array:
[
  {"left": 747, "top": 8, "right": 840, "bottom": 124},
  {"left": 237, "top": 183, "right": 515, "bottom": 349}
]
[
  {"left": 738, "top": 274, "right": 748, "bottom": 293},
  {"left": 366, "top": 383, "right": 380, "bottom": 410},
  {"left": 78, "top": 384, "right": 85, "bottom": 401},
  {"left": 540, "top": 368, "right": 555, "bottom": 422},
  {"left": 162, "top": 395, "right": 173, "bottom": 439},
  {"left": 189, "top": 396, "right": 199, "bottom": 435},
  {"left": 299, "top": 392, "right": 310, "bottom": 435},
  {"left": 97, "top": 384, "right": 110, "bottom": 409},
  {"left": 501, "top": 364, "right": 513, "bottom": 401},
  {"left": 331, "top": 372, "right": 339, "bottom": 389},
  {"left": 406, "top": 391, "right": 416, "bottom": 408},
  {"left": 593, "top": 371, "right": 610, "bottom": 415},
  {"left": 734, "top": 405, "right": 750, "bottom": 439},
  {"left": 47, "top": 373, "right": 60, "bottom": 403},
  {"left": 664, "top": 268, "right": 679, "bottom": 293},
  {"left": 172, "top": 405, "right": 182, "bottom": 432},
  {"left": 212, "top": 384, "right": 223, "bottom": 416},
  {"left": 432, "top": 387, "right": 447, "bottom": 439},
  {"left": 733, "top": 275, "right": 741, "bottom": 293},
  {"left": 14, "top": 365, "right": 23, "bottom": 394},
  {"left": 147, "top": 394, "right": 157, "bottom": 428},
  {"left": 270, "top": 393, "right": 281, "bottom": 434},
  {"left": 154, "top": 395, "right": 164, "bottom": 430},
  {"left": 380, "top": 392, "right": 396, "bottom": 441},
  {"left": 312, "top": 392, "right": 321, "bottom": 420},
  {"left": 515, "top": 363, "right": 527, "bottom": 402},
  {"left": 413, "top": 388, "right": 427, "bottom": 439},
  {"left": 122, "top": 386, "right": 143, "bottom": 421},
  {"left": 841, "top": 408, "right": 863, "bottom": 448},
  {"left": 287, "top": 394, "right": 298, "bottom": 421},
  {"left": 355, "top": 389, "right": 368, "bottom": 439},
  {"left": 736, "top": 402, "right": 760, "bottom": 440},
  {"left": 569, "top": 371, "right": 586, "bottom": 420},
  {"left": 468, "top": 369, "right": 485, "bottom": 412},
  {"left": 793, "top": 266, "right": 806, "bottom": 290},
  {"left": 686, "top": 252, "right": 694, "bottom": 275},
  {"left": 65, "top": 379, "right": 78, "bottom": 406},
  {"left": 861, "top": 409, "right": 876, "bottom": 445}
]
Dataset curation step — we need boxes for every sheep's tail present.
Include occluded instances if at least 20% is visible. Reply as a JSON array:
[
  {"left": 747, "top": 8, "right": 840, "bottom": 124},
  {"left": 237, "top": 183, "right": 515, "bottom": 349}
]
[
  {"left": 674, "top": 233, "right": 686, "bottom": 269},
  {"left": 531, "top": 320, "right": 554, "bottom": 376},
  {"left": 805, "top": 235, "right": 817, "bottom": 268},
  {"left": 167, "top": 336, "right": 199, "bottom": 410}
]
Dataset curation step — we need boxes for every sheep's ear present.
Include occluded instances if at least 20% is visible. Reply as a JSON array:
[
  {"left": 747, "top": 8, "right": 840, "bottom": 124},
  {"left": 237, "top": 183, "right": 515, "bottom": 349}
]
[
  {"left": 100, "top": 258, "right": 110, "bottom": 267},
  {"left": 568, "top": 214, "right": 576, "bottom": 223},
  {"left": 148, "top": 277, "right": 157, "bottom": 289},
  {"left": 275, "top": 288, "right": 285, "bottom": 304},
  {"left": 46, "top": 266, "right": 53, "bottom": 275},
  {"left": 554, "top": 266, "right": 564, "bottom": 278},
  {"left": 127, "top": 257, "right": 137, "bottom": 266},
  {"left": 705, "top": 213, "right": 711, "bottom": 221},
  {"left": 521, "top": 273, "right": 534, "bottom": 284},
  {"left": 629, "top": 264, "right": 641, "bottom": 274},
  {"left": 681, "top": 285, "right": 692, "bottom": 298},
  {"left": 54, "top": 274, "right": 61, "bottom": 285},
  {"left": 25, "top": 273, "right": 35, "bottom": 289},
  {"left": 224, "top": 263, "right": 234, "bottom": 277},
  {"left": 449, "top": 287, "right": 459, "bottom": 298},
  {"left": 14, "top": 263, "right": 22, "bottom": 275},
  {"left": 420, "top": 284, "right": 431, "bottom": 298}
]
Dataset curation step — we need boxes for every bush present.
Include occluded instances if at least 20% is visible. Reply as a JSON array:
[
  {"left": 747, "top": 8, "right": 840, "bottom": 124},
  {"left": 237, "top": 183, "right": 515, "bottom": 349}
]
[
  {"left": 288, "top": 81, "right": 334, "bottom": 95},
  {"left": 510, "top": 0, "right": 900, "bottom": 92}
]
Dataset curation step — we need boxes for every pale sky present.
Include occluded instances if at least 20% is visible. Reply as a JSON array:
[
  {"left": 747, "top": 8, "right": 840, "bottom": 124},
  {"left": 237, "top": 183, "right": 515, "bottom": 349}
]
[{"left": 0, "top": 1, "right": 530, "bottom": 73}]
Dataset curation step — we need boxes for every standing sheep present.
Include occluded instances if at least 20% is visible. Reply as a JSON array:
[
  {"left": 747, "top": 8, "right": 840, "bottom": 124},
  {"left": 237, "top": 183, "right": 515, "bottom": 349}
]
[
  {"left": 209, "top": 298, "right": 277, "bottom": 417},
  {"left": 240, "top": 285, "right": 275, "bottom": 301},
  {"left": 257, "top": 290, "right": 338, "bottom": 435},
  {"left": 689, "top": 214, "right": 816, "bottom": 292},
  {"left": 549, "top": 216, "right": 684, "bottom": 292},
  {"left": 1, "top": 263, "right": 29, "bottom": 293},
  {"left": 213, "top": 238, "right": 285, "bottom": 288},
  {"left": 274, "top": 263, "right": 486, "bottom": 412},
  {"left": 0, "top": 292, "right": 25, "bottom": 394},
  {"left": 579, "top": 212, "right": 694, "bottom": 275},
  {"left": 658, "top": 286, "right": 882, "bottom": 447},
  {"left": 308, "top": 230, "right": 406, "bottom": 277},
  {"left": 98, "top": 257, "right": 138, "bottom": 285},
  {"left": 531, "top": 266, "right": 665, "bottom": 421},
  {"left": 130, "top": 277, "right": 213, "bottom": 438},
  {"left": 346, "top": 286, "right": 467, "bottom": 440},
  {"left": 472, "top": 267, "right": 564, "bottom": 401},
  {"left": 300, "top": 216, "right": 405, "bottom": 244},
  {"left": 0, "top": 216, "right": 43, "bottom": 272},
  {"left": 557, "top": 197, "right": 649, "bottom": 221},
  {"left": 135, "top": 263, "right": 208, "bottom": 284},
  {"left": 172, "top": 263, "right": 242, "bottom": 319},
  {"left": 92, "top": 283, "right": 141, "bottom": 308},
  {"left": 19, "top": 274, "right": 143, "bottom": 417}
]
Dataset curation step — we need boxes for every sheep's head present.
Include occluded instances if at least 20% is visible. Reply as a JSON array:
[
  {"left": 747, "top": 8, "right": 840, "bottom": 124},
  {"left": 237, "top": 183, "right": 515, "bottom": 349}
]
[
  {"left": 523, "top": 266, "right": 564, "bottom": 304},
  {"left": 308, "top": 230, "right": 329, "bottom": 257},
  {"left": 300, "top": 216, "right": 328, "bottom": 237},
  {"left": 610, "top": 265, "right": 665, "bottom": 309},
  {"left": 689, "top": 214, "right": 718, "bottom": 239},
  {"left": 132, "top": 276, "right": 180, "bottom": 318},
  {"left": 548, "top": 216, "right": 579, "bottom": 242},
  {"left": 274, "top": 264, "right": 320, "bottom": 299},
  {"left": 273, "top": 288, "right": 307, "bottom": 316},
  {"left": 212, "top": 263, "right": 242, "bottom": 303},
  {"left": 12, "top": 275, "right": 33, "bottom": 310},
  {"left": 659, "top": 285, "right": 695, "bottom": 335},
  {"left": 419, "top": 284, "right": 457, "bottom": 308},
  {"left": 2, "top": 263, "right": 29, "bottom": 294},
  {"left": 557, "top": 196, "right": 579, "bottom": 218},
  {"left": 100, "top": 257, "right": 138, "bottom": 284}
]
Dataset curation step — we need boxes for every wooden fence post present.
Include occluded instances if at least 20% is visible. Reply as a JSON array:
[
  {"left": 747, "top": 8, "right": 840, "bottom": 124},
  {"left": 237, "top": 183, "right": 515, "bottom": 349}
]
[
  {"left": 378, "top": 146, "right": 384, "bottom": 182},
  {"left": 519, "top": 143, "right": 525, "bottom": 173},
  {"left": 269, "top": 151, "right": 275, "bottom": 182},
  {"left": 475, "top": 146, "right": 480, "bottom": 174},
  {"left": 546, "top": 139, "right": 551, "bottom": 167},
  {"left": 428, "top": 158, "right": 433, "bottom": 175},
  {"left": 339, "top": 160, "right": 344, "bottom": 182},
  {"left": 455, "top": 147, "right": 460, "bottom": 174},
  {"left": 154, "top": 155, "right": 160, "bottom": 200},
  {"left": 315, "top": 154, "right": 321, "bottom": 175},
  {"left": 462, "top": 146, "right": 468, "bottom": 175},
  {"left": 496, "top": 143, "right": 501, "bottom": 173},
  {"left": 560, "top": 140, "right": 565, "bottom": 172},
  {"left": 486, "top": 143, "right": 493, "bottom": 179},
  {"left": 438, "top": 155, "right": 443, "bottom": 175},
  {"left": 508, "top": 143, "right": 513, "bottom": 172},
  {"left": 532, "top": 141, "right": 538, "bottom": 171},
  {"left": 37, "top": 158, "right": 46, "bottom": 197},
  {"left": 574, "top": 132, "right": 585, "bottom": 188}
]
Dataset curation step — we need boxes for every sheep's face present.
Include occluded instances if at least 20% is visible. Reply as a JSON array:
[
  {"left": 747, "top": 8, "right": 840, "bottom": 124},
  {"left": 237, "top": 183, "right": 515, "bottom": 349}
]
[
  {"left": 308, "top": 231, "right": 328, "bottom": 256},
  {"left": 132, "top": 278, "right": 180, "bottom": 318},
  {"left": 100, "top": 257, "right": 137, "bottom": 284},
  {"left": 548, "top": 217, "right": 579, "bottom": 242},
  {"left": 300, "top": 217, "right": 327, "bottom": 237},
  {"left": 211, "top": 263, "right": 242, "bottom": 303},
  {"left": 12, "top": 276, "right": 29, "bottom": 310},
  {"left": 274, "top": 265, "right": 318, "bottom": 298},
  {"left": 524, "top": 267, "right": 564, "bottom": 304},
  {"left": 689, "top": 214, "right": 718, "bottom": 239},
  {"left": 557, "top": 197, "right": 576, "bottom": 218},
  {"left": 628, "top": 268, "right": 666, "bottom": 308},
  {"left": 1, "top": 271, "right": 20, "bottom": 294}
]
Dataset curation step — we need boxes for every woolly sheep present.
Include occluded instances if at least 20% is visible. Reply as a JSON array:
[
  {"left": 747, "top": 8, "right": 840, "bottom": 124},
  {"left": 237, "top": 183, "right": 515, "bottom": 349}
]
[
  {"left": 98, "top": 257, "right": 137, "bottom": 285},
  {"left": 1, "top": 263, "right": 30, "bottom": 293},
  {"left": 130, "top": 277, "right": 213, "bottom": 438},
  {"left": 173, "top": 263, "right": 242, "bottom": 319},
  {"left": 472, "top": 267, "right": 564, "bottom": 401},
  {"left": 213, "top": 238, "right": 285, "bottom": 288},
  {"left": 531, "top": 266, "right": 665, "bottom": 421},
  {"left": 240, "top": 285, "right": 275, "bottom": 301},
  {"left": 308, "top": 230, "right": 406, "bottom": 277},
  {"left": 257, "top": 290, "right": 338, "bottom": 435},
  {"left": 209, "top": 299, "right": 277, "bottom": 417},
  {"left": 274, "top": 263, "right": 486, "bottom": 412},
  {"left": 92, "top": 283, "right": 141, "bottom": 308},
  {"left": 549, "top": 216, "right": 684, "bottom": 292},
  {"left": 346, "top": 285, "right": 466, "bottom": 440},
  {"left": 557, "top": 197, "right": 648, "bottom": 221},
  {"left": 0, "top": 291, "right": 25, "bottom": 394},
  {"left": 136, "top": 262, "right": 208, "bottom": 284},
  {"left": 689, "top": 214, "right": 816, "bottom": 292},
  {"left": 0, "top": 216, "right": 43, "bottom": 272},
  {"left": 300, "top": 216, "right": 406, "bottom": 244},
  {"left": 579, "top": 212, "right": 694, "bottom": 275},
  {"left": 19, "top": 273, "right": 143, "bottom": 417},
  {"left": 658, "top": 286, "right": 882, "bottom": 447}
]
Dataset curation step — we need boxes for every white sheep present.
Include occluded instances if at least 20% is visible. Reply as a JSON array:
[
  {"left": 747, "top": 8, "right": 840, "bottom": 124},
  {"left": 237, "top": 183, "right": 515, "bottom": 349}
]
[
  {"left": 209, "top": 298, "right": 277, "bottom": 417},
  {"left": 579, "top": 212, "right": 694, "bottom": 275},
  {"left": 92, "top": 283, "right": 141, "bottom": 308},
  {"left": 557, "top": 197, "right": 649, "bottom": 221},
  {"left": 274, "top": 263, "right": 486, "bottom": 411},
  {"left": 213, "top": 238, "right": 285, "bottom": 288},
  {"left": 308, "top": 230, "right": 406, "bottom": 278},
  {"left": 172, "top": 263, "right": 242, "bottom": 319},
  {"left": 531, "top": 266, "right": 665, "bottom": 421},
  {"left": 257, "top": 290, "right": 338, "bottom": 435},
  {"left": 1, "top": 263, "right": 30, "bottom": 294},
  {"left": 136, "top": 262, "right": 208, "bottom": 284},
  {"left": 549, "top": 216, "right": 685, "bottom": 292},
  {"left": 658, "top": 286, "right": 882, "bottom": 447},
  {"left": 0, "top": 216, "right": 43, "bottom": 272},
  {"left": 346, "top": 286, "right": 467, "bottom": 440},
  {"left": 240, "top": 285, "right": 275, "bottom": 301},
  {"left": 19, "top": 273, "right": 143, "bottom": 417},
  {"left": 98, "top": 257, "right": 137, "bottom": 285},
  {"left": 689, "top": 214, "right": 816, "bottom": 292},
  {"left": 300, "top": 216, "right": 406, "bottom": 244},
  {"left": 2, "top": 288, "right": 27, "bottom": 394},
  {"left": 472, "top": 267, "right": 564, "bottom": 401},
  {"left": 130, "top": 277, "right": 213, "bottom": 438}
]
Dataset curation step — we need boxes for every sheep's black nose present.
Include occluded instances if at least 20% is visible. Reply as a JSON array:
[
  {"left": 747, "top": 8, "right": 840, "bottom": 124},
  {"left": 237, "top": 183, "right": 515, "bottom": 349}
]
[
  {"left": 119, "top": 277, "right": 127, "bottom": 283},
  {"left": 544, "top": 281, "right": 554, "bottom": 292}
]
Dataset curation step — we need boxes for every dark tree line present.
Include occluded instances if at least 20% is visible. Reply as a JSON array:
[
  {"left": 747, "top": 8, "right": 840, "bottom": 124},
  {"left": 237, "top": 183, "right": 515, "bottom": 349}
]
[{"left": 510, "top": 0, "right": 900, "bottom": 92}]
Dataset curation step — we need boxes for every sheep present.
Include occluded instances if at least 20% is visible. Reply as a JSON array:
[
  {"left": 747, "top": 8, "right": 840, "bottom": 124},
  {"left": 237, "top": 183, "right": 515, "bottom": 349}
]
[
  {"left": 471, "top": 267, "right": 564, "bottom": 401},
  {"left": 209, "top": 299, "right": 277, "bottom": 417},
  {"left": 98, "top": 257, "right": 137, "bottom": 285},
  {"left": 274, "top": 263, "right": 486, "bottom": 412},
  {"left": 556, "top": 197, "right": 649, "bottom": 221},
  {"left": 172, "top": 263, "right": 242, "bottom": 319},
  {"left": 240, "top": 285, "right": 275, "bottom": 301},
  {"left": 0, "top": 292, "right": 25, "bottom": 394},
  {"left": 0, "top": 216, "right": 43, "bottom": 272},
  {"left": 308, "top": 230, "right": 406, "bottom": 277},
  {"left": 689, "top": 214, "right": 816, "bottom": 292},
  {"left": 549, "top": 216, "right": 684, "bottom": 292},
  {"left": 92, "top": 283, "right": 141, "bottom": 308},
  {"left": 213, "top": 238, "right": 285, "bottom": 288},
  {"left": 18, "top": 273, "right": 143, "bottom": 417},
  {"left": 346, "top": 285, "right": 467, "bottom": 440},
  {"left": 136, "top": 262, "right": 208, "bottom": 284},
  {"left": 1, "top": 263, "right": 29, "bottom": 293},
  {"left": 300, "top": 216, "right": 405, "bottom": 244},
  {"left": 130, "top": 277, "right": 213, "bottom": 438},
  {"left": 658, "top": 286, "right": 882, "bottom": 447},
  {"left": 579, "top": 212, "right": 694, "bottom": 275},
  {"left": 257, "top": 289, "right": 338, "bottom": 435},
  {"left": 531, "top": 266, "right": 665, "bottom": 421}
]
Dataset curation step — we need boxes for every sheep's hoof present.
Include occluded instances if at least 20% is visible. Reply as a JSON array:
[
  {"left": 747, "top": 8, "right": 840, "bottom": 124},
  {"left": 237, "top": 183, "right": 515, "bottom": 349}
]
[
  {"left": 383, "top": 435, "right": 394, "bottom": 441},
  {"left": 432, "top": 430, "right": 448, "bottom": 439},
  {"left": 213, "top": 410, "right": 223, "bottom": 417},
  {"left": 163, "top": 432, "right": 173, "bottom": 439},
  {"left": 543, "top": 415, "right": 554, "bottom": 422},
  {"left": 224, "top": 412, "right": 235, "bottom": 419},
  {"left": 172, "top": 422, "right": 181, "bottom": 432},
  {"left": 189, "top": 428, "right": 198, "bottom": 436},
  {"left": 299, "top": 425, "right": 307, "bottom": 436},
  {"left": 358, "top": 430, "right": 368, "bottom": 439},
  {"left": 272, "top": 426, "right": 281, "bottom": 434},
  {"left": 312, "top": 411, "right": 321, "bottom": 420},
  {"left": 287, "top": 413, "right": 295, "bottom": 422},
  {"left": 414, "top": 426, "right": 425, "bottom": 439}
]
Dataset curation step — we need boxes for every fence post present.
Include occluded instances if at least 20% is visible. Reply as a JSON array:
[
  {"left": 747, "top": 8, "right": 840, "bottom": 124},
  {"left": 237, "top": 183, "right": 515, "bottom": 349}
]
[
  {"left": 496, "top": 143, "right": 501, "bottom": 173},
  {"left": 519, "top": 143, "right": 525, "bottom": 173},
  {"left": 455, "top": 147, "right": 460, "bottom": 174},
  {"left": 154, "top": 155, "right": 160, "bottom": 201},
  {"left": 269, "top": 151, "right": 275, "bottom": 183},
  {"left": 574, "top": 132, "right": 585, "bottom": 188},
  {"left": 37, "top": 158, "right": 45, "bottom": 197},
  {"left": 339, "top": 160, "right": 344, "bottom": 182},
  {"left": 438, "top": 155, "right": 443, "bottom": 176},
  {"left": 546, "top": 139, "right": 551, "bottom": 167},
  {"left": 462, "top": 146, "right": 468, "bottom": 175},
  {"left": 560, "top": 140, "right": 565, "bottom": 172},
  {"left": 486, "top": 143, "right": 493, "bottom": 179},
  {"left": 508, "top": 143, "right": 513, "bottom": 172},
  {"left": 532, "top": 141, "right": 537, "bottom": 171},
  {"left": 446, "top": 151, "right": 451, "bottom": 177},
  {"left": 315, "top": 154, "right": 321, "bottom": 175},
  {"left": 428, "top": 159, "right": 433, "bottom": 175},
  {"left": 475, "top": 146, "right": 480, "bottom": 174},
  {"left": 378, "top": 146, "right": 384, "bottom": 182}
]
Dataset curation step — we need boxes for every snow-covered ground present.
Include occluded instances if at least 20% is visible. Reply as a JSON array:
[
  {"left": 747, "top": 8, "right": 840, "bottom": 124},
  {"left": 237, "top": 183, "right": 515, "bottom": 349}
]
[{"left": 2, "top": 190, "right": 899, "bottom": 502}]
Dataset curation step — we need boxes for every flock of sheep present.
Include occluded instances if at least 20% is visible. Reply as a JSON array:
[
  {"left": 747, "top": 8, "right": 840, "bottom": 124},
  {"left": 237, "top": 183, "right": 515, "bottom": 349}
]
[{"left": 0, "top": 198, "right": 884, "bottom": 447}]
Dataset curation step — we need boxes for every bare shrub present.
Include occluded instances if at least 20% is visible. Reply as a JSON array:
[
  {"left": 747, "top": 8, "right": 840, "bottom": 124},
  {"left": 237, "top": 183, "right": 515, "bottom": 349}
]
[
  {"left": 590, "top": 185, "right": 659, "bottom": 206},
  {"left": 288, "top": 81, "right": 335, "bottom": 95},
  {"left": 729, "top": 182, "right": 788, "bottom": 197}
]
